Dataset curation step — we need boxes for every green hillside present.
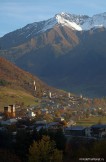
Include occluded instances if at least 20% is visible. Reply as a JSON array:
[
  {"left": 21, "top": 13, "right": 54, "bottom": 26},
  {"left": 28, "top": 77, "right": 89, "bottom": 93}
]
[{"left": 0, "top": 87, "right": 36, "bottom": 111}]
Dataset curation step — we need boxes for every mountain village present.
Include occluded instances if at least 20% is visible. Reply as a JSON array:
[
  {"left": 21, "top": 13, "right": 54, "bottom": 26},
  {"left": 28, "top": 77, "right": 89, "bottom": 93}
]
[
  {"left": 0, "top": 7, "right": 106, "bottom": 161},
  {"left": 0, "top": 81, "right": 106, "bottom": 142}
]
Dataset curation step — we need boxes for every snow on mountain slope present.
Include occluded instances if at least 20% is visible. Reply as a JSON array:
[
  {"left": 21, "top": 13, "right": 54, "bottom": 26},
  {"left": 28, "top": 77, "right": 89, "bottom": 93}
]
[
  {"left": 29, "top": 12, "right": 106, "bottom": 34},
  {"left": 11, "top": 12, "right": 106, "bottom": 39},
  {"left": 55, "top": 14, "right": 82, "bottom": 31},
  {"left": 82, "top": 12, "right": 106, "bottom": 30},
  {"left": 1, "top": 12, "right": 106, "bottom": 41}
]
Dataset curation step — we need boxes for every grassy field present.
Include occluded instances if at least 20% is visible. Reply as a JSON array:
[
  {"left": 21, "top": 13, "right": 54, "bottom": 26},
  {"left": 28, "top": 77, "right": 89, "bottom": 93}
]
[
  {"left": 0, "top": 87, "right": 37, "bottom": 111},
  {"left": 76, "top": 116, "right": 106, "bottom": 126}
]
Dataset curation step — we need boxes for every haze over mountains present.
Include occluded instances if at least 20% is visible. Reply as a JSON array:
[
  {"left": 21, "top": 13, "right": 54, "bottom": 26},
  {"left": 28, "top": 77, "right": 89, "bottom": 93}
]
[{"left": 0, "top": 12, "right": 106, "bottom": 97}]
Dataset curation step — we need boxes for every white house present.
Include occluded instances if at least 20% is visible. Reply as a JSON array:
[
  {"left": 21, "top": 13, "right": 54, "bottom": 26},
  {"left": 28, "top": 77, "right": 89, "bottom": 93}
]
[
  {"left": 27, "top": 111, "right": 36, "bottom": 117},
  {"left": 85, "top": 127, "right": 92, "bottom": 137}
]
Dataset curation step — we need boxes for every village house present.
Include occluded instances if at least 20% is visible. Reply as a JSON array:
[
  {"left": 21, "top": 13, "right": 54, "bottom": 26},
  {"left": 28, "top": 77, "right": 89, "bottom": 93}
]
[
  {"left": 91, "top": 124, "right": 106, "bottom": 138},
  {"left": 64, "top": 126, "right": 85, "bottom": 137},
  {"left": 47, "top": 122, "right": 63, "bottom": 132},
  {"left": 55, "top": 117, "right": 65, "bottom": 122},
  {"left": 41, "top": 108, "right": 48, "bottom": 115},
  {"left": 27, "top": 111, "right": 36, "bottom": 118},
  {"left": 85, "top": 127, "right": 92, "bottom": 137}
]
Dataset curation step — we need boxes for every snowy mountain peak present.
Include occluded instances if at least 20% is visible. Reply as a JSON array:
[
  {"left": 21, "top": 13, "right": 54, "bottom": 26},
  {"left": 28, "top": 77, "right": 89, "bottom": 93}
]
[
  {"left": 19, "top": 12, "right": 106, "bottom": 39},
  {"left": 54, "top": 12, "right": 106, "bottom": 31},
  {"left": 55, "top": 13, "right": 82, "bottom": 31}
]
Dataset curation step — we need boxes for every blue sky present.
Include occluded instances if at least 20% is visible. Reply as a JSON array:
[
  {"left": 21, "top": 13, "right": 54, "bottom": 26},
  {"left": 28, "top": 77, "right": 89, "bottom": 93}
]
[{"left": 0, "top": 0, "right": 106, "bottom": 37}]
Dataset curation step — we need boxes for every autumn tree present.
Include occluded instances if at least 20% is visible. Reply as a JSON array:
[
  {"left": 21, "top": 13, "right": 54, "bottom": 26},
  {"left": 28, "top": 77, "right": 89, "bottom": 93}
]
[{"left": 28, "top": 135, "right": 63, "bottom": 162}]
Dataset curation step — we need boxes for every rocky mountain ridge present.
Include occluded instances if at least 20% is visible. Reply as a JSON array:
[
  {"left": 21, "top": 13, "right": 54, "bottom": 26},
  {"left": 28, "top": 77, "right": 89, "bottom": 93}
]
[{"left": 0, "top": 12, "right": 106, "bottom": 97}]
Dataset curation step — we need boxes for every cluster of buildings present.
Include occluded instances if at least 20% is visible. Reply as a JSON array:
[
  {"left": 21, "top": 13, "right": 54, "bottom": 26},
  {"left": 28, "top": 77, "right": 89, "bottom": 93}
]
[
  {"left": 0, "top": 81, "right": 106, "bottom": 141},
  {"left": 64, "top": 124, "right": 106, "bottom": 139},
  {"left": 0, "top": 113, "right": 106, "bottom": 139},
  {"left": 0, "top": 102, "right": 106, "bottom": 139}
]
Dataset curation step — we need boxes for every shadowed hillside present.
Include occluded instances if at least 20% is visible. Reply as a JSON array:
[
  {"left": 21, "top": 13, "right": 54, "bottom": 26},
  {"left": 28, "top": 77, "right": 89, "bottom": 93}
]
[
  {"left": 0, "top": 57, "right": 48, "bottom": 94},
  {"left": 0, "top": 16, "right": 106, "bottom": 97},
  {"left": 0, "top": 57, "right": 55, "bottom": 110}
]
